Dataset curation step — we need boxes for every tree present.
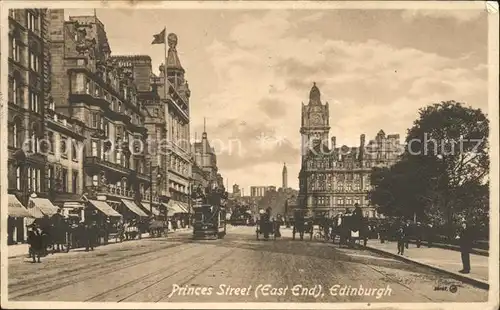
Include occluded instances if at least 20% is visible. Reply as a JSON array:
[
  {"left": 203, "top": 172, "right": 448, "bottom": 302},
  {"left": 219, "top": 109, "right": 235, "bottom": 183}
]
[{"left": 369, "top": 101, "right": 489, "bottom": 237}]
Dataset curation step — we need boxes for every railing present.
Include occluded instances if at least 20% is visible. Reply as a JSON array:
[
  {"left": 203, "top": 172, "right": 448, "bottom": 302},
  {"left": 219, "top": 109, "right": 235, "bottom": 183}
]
[
  {"left": 142, "top": 193, "right": 160, "bottom": 203},
  {"left": 46, "top": 110, "right": 84, "bottom": 135},
  {"left": 86, "top": 185, "right": 136, "bottom": 199}
]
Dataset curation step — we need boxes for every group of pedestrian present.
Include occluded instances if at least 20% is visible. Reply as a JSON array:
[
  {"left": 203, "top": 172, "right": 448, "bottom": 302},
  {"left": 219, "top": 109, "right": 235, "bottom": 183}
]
[{"left": 391, "top": 218, "right": 474, "bottom": 274}]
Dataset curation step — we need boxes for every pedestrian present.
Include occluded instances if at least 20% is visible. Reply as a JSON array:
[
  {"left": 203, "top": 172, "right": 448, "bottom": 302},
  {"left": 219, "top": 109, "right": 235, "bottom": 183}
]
[
  {"left": 427, "top": 223, "right": 434, "bottom": 247},
  {"left": 403, "top": 220, "right": 411, "bottom": 249},
  {"left": 456, "top": 220, "right": 473, "bottom": 274},
  {"left": 84, "top": 222, "right": 95, "bottom": 252},
  {"left": 415, "top": 222, "right": 423, "bottom": 248},
  {"left": 27, "top": 223, "right": 43, "bottom": 263},
  {"left": 396, "top": 224, "right": 406, "bottom": 255}
]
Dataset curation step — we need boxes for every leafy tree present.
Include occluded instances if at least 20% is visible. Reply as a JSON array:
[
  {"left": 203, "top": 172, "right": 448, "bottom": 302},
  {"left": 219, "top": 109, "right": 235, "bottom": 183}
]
[{"left": 369, "top": 101, "right": 489, "bottom": 238}]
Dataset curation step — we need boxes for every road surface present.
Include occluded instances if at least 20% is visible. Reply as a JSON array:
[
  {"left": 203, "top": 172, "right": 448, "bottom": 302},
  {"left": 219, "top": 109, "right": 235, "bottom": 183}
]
[{"left": 7, "top": 226, "right": 487, "bottom": 302}]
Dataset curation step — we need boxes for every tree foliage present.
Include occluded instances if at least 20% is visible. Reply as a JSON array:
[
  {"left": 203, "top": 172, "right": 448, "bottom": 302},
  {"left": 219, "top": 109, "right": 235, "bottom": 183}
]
[{"left": 369, "top": 101, "right": 489, "bottom": 232}]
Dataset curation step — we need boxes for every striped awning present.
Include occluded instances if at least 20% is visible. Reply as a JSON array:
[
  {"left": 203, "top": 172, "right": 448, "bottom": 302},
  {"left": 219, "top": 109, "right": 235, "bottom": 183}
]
[
  {"left": 8, "top": 194, "right": 32, "bottom": 218},
  {"left": 88, "top": 200, "right": 122, "bottom": 218},
  {"left": 177, "top": 202, "right": 189, "bottom": 213},
  {"left": 28, "top": 198, "right": 59, "bottom": 218},
  {"left": 141, "top": 202, "right": 160, "bottom": 216},
  {"left": 121, "top": 199, "right": 148, "bottom": 217}
]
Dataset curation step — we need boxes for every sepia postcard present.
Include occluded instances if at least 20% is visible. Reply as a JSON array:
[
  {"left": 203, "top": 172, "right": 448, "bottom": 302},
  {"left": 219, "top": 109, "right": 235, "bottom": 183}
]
[{"left": 0, "top": 1, "right": 498, "bottom": 309}]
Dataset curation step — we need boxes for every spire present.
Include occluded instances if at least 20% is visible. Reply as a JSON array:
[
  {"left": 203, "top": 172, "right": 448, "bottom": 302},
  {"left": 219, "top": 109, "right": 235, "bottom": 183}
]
[
  {"left": 166, "top": 33, "right": 184, "bottom": 72},
  {"left": 282, "top": 162, "right": 288, "bottom": 189},
  {"left": 202, "top": 117, "right": 207, "bottom": 139},
  {"left": 309, "top": 82, "right": 321, "bottom": 105}
]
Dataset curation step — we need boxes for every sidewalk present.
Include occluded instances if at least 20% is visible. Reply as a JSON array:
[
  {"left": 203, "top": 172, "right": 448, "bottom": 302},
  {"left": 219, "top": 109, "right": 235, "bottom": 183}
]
[
  {"left": 365, "top": 241, "right": 489, "bottom": 289},
  {"left": 5, "top": 227, "right": 192, "bottom": 259}
]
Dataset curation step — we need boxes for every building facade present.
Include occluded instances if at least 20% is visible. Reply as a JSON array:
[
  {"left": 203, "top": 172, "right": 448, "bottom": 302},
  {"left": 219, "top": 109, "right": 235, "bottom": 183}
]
[
  {"left": 7, "top": 9, "right": 52, "bottom": 244},
  {"left": 155, "top": 33, "right": 192, "bottom": 213},
  {"left": 49, "top": 10, "right": 151, "bottom": 219},
  {"left": 250, "top": 186, "right": 275, "bottom": 197},
  {"left": 298, "top": 83, "right": 401, "bottom": 218}
]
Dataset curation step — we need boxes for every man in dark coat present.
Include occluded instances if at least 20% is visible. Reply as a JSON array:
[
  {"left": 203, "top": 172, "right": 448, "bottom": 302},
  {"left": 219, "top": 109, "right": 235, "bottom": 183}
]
[
  {"left": 415, "top": 222, "right": 423, "bottom": 248},
  {"left": 292, "top": 211, "right": 305, "bottom": 241},
  {"left": 27, "top": 223, "right": 43, "bottom": 263},
  {"left": 396, "top": 223, "right": 406, "bottom": 255},
  {"left": 456, "top": 220, "right": 474, "bottom": 274}
]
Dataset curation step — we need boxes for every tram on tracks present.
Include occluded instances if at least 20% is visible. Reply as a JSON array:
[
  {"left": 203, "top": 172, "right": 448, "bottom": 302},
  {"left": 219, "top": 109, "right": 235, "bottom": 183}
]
[{"left": 192, "top": 204, "right": 227, "bottom": 240}]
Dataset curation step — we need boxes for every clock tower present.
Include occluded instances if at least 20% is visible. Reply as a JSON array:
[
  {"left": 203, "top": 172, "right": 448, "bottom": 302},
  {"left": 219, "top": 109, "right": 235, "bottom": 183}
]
[{"left": 300, "top": 82, "right": 330, "bottom": 157}]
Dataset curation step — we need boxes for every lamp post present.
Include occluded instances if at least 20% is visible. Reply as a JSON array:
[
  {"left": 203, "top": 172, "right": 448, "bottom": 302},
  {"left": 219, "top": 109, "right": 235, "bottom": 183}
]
[{"left": 149, "top": 161, "right": 163, "bottom": 215}]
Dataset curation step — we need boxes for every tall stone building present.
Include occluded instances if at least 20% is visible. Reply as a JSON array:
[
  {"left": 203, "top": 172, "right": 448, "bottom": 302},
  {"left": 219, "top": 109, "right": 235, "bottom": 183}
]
[
  {"left": 110, "top": 55, "right": 169, "bottom": 215},
  {"left": 282, "top": 162, "right": 288, "bottom": 189},
  {"left": 298, "top": 83, "right": 401, "bottom": 218},
  {"left": 193, "top": 121, "right": 218, "bottom": 186},
  {"left": 7, "top": 9, "right": 54, "bottom": 244},
  {"left": 49, "top": 10, "right": 150, "bottom": 220},
  {"left": 155, "top": 33, "right": 192, "bottom": 214}
]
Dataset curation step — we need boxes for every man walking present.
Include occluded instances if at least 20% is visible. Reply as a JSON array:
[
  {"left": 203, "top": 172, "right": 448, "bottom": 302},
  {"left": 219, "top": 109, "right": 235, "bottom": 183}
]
[
  {"left": 396, "top": 223, "right": 406, "bottom": 255},
  {"left": 456, "top": 220, "right": 473, "bottom": 274}
]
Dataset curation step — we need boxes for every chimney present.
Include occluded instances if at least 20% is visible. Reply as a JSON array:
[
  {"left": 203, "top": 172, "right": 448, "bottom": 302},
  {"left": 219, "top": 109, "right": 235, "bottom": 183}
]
[
  {"left": 360, "top": 134, "right": 365, "bottom": 147},
  {"left": 49, "top": 9, "right": 65, "bottom": 42}
]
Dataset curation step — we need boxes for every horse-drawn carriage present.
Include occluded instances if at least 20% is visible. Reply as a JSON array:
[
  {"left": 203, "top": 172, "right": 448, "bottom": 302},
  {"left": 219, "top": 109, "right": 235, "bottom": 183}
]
[
  {"left": 291, "top": 209, "right": 314, "bottom": 241},
  {"left": 256, "top": 208, "right": 281, "bottom": 240},
  {"left": 330, "top": 205, "right": 369, "bottom": 247}
]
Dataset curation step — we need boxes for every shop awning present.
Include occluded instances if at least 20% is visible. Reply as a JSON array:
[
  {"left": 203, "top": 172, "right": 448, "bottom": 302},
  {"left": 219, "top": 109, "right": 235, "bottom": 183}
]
[
  {"left": 121, "top": 199, "right": 148, "bottom": 217},
  {"left": 88, "top": 200, "right": 122, "bottom": 218},
  {"left": 63, "top": 202, "right": 85, "bottom": 209},
  {"left": 8, "top": 194, "right": 32, "bottom": 218},
  {"left": 162, "top": 201, "right": 182, "bottom": 214},
  {"left": 28, "top": 198, "right": 59, "bottom": 218},
  {"left": 141, "top": 202, "right": 160, "bottom": 216},
  {"left": 177, "top": 202, "right": 190, "bottom": 213}
]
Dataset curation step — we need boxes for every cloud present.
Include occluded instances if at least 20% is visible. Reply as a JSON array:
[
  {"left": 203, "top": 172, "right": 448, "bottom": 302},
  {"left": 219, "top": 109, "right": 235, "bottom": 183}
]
[
  {"left": 198, "top": 10, "right": 486, "bottom": 191},
  {"left": 401, "top": 9, "right": 484, "bottom": 22}
]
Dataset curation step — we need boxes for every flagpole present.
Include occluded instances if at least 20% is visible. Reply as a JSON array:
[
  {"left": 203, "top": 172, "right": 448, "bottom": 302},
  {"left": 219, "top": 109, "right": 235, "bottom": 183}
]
[{"left": 163, "top": 26, "right": 167, "bottom": 100}]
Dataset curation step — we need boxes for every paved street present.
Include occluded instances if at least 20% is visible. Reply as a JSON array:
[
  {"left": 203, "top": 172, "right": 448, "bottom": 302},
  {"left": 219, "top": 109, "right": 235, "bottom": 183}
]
[{"left": 7, "top": 226, "right": 487, "bottom": 303}]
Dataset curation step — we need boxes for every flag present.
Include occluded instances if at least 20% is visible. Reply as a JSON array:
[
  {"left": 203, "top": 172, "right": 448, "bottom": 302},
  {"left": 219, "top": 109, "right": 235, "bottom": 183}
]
[{"left": 151, "top": 28, "right": 166, "bottom": 45}]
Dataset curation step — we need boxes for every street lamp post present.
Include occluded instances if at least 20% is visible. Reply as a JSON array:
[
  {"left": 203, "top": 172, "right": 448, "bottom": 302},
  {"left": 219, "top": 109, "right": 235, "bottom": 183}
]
[{"left": 149, "top": 161, "right": 153, "bottom": 214}]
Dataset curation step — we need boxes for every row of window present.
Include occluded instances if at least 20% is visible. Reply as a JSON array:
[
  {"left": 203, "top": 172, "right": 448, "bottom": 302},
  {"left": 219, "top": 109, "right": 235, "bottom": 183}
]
[
  {"left": 90, "top": 140, "right": 144, "bottom": 172},
  {"left": 310, "top": 182, "right": 366, "bottom": 191},
  {"left": 14, "top": 166, "right": 79, "bottom": 194},
  {"left": 312, "top": 173, "right": 365, "bottom": 181},
  {"left": 83, "top": 76, "right": 140, "bottom": 119},
  {"left": 10, "top": 37, "right": 41, "bottom": 72},
  {"left": 170, "top": 155, "right": 189, "bottom": 176},
  {"left": 8, "top": 77, "right": 42, "bottom": 111}
]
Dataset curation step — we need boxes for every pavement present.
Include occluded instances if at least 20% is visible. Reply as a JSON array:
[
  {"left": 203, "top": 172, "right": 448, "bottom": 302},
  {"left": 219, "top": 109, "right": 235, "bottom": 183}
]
[
  {"left": 4, "top": 227, "right": 192, "bottom": 259},
  {"left": 5, "top": 226, "right": 488, "bottom": 303},
  {"left": 364, "top": 240, "right": 489, "bottom": 289}
]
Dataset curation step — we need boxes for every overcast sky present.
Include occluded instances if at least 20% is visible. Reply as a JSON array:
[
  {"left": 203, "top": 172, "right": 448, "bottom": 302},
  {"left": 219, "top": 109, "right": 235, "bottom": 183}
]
[{"left": 65, "top": 8, "right": 488, "bottom": 193}]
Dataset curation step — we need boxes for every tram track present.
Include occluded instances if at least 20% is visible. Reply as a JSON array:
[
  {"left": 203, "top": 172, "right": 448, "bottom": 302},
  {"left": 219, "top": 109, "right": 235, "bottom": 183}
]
[
  {"left": 152, "top": 245, "right": 236, "bottom": 302},
  {"left": 9, "top": 239, "right": 183, "bottom": 287},
  {"left": 9, "top": 241, "right": 196, "bottom": 300},
  {"left": 85, "top": 244, "right": 216, "bottom": 302}
]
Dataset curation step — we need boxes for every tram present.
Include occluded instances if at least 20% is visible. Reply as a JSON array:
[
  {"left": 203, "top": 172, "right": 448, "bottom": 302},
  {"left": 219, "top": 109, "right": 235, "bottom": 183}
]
[{"left": 192, "top": 204, "right": 227, "bottom": 240}]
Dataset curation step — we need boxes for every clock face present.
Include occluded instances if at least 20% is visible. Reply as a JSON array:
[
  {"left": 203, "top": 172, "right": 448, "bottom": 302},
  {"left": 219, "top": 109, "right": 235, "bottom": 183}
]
[{"left": 311, "top": 113, "right": 322, "bottom": 126}]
